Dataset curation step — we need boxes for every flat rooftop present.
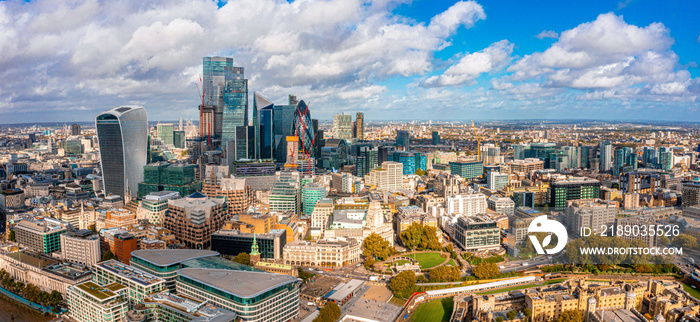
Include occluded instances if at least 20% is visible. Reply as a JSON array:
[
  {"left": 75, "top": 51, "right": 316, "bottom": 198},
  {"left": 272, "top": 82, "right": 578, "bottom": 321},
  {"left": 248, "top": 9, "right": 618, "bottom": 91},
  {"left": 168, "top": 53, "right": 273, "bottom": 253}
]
[
  {"left": 75, "top": 281, "right": 124, "bottom": 301},
  {"left": 178, "top": 268, "right": 298, "bottom": 298},
  {"left": 97, "top": 260, "right": 164, "bottom": 286},
  {"left": 131, "top": 249, "right": 219, "bottom": 267}
]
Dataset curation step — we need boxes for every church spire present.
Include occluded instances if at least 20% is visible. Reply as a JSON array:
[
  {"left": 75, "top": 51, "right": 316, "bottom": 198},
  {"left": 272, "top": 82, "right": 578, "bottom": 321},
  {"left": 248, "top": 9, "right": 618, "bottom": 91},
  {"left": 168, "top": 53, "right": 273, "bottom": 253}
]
[{"left": 250, "top": 232, "right": 260, "bottom": 256}]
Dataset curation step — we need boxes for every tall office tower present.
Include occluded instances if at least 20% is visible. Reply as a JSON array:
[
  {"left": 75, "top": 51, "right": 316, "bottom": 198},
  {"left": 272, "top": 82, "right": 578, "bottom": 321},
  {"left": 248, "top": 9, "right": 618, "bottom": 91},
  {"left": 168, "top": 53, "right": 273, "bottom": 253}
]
[
  {"left": 221, "top": 68, "right": 248, "bottom": 143},
  {"left": 203, "top": 57, "right": 248, "bottom": 142},
  {"left": 312, "top": 119, "right": 321, "bottom": 159},
  {"left": 580, "top": 145, "right": 592, "bottom": 169},
  {"left": 643, "top": 146, "right": 658, "bottom": 167},
  {"left": 512, "top": 144, "right": 529, "bottom": 160},
  {"left": 302, "top": 183, "right": 326, "bottom": 216},
  {"left": 292, "top": 101, "right": 314, "bottom": 157},
  {"left": 71, "top": 124, "right": 81, "bottom": 136},
  {"left": 273, "top": 102, "right": 296, "bottom": 164},
  {"left": 332, "top": 113, "right": 353, "bottom": 140},
  {"left": 289, "top": 94, "right": 298, "bottom": 106},
  {"left": 203, "top": 56, "right": 233, "bottom": 138},
  {"left": 173, "top": 130, "right": 185, "bottom": 148},
  {"left": 561, "top": 146, "right": 581, "bottom": 169},
  {"left": 659, "top": 150, "right": 673, "bottom": 170},
  {"left": 226, "top": 126, "right": 255, "bottom": 167},
  {"left": 253, "top": 92, "right": 274, "bottom": 159},
  {"left": 356, "top": 146, "right": 378, "bottom": 178},
  {"left": 599, "top": 141, "right": 612, "bottom": 172},
  {"left": 378, "top": 146, "right": 394, "bottom": 164},
  {"left": 96, "top": 106, "right": 148, "bottom": 200},
  {"left": 432, "top": 131, "right": 440, "bottom": 145},
  {"left": 355, "top": 112, "right": 364, "bottom": 140},
  {"left": 157, "top": 124, "right": 174, "bottom": 146},
  {"left": 395, "top": 130, "right": 410, "bottom": 150}
]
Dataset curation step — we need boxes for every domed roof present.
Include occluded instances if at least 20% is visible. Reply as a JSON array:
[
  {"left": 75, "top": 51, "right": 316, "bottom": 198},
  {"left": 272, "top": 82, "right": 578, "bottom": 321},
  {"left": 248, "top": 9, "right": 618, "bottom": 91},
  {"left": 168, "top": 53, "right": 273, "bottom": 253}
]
[
  {"left": 626, "top": 290, "right": 636, "bottom": 298},
  {"left": 588, "top": 297, "right": 597, "bottom": 303}
]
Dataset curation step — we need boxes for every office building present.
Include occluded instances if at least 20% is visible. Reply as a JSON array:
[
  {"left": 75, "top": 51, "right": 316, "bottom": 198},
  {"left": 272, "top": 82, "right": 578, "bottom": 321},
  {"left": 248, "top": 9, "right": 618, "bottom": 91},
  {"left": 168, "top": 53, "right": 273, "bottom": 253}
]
[
  {"left": 113, "top": 232, "right": 137, "bottom": 264},
  {"left": 273, "top": 100, "right": 297, "bottom": 164},
  {"left": 0, "top": 188, "right": 24, "bottom": 210},
  {"left": 203, "top": 57, "right": 248, "bottom": 142},
  {"left": 130, "top": 249, "right": 226, "bottom": 292},
  {"left": 524, "top": 143, "right": 556, "bottom": 168},
  {"left": 509, "top": 207, "right": 541, "bottom": 244},
  {"left": 227, "top": 125, "right": 255, "bottom": 162},
  {"left": 137, "top": 162, "right": 201, "bottom": 199},
  {"left": 176, "top": 269, "right": 299, "bottom": 321},
  {"left": 269, "top": 172, "right": 301, "bottom": 214},
  {"left": 449, "top": 160, "right": 483, "bottom": 179},
  {"left": 364, "top": 161, "right": 402, "bottom": 191},
  {"left": 311, "top": 198, "right": 334, "bottom": 230},
  {"left": 396, "top": 206, "right": 438, "bottom": 233},
  {"left": 0, "top": 250, "right": 92, "bottom": 294},
  {"left": 333, "top": 114, "right": 353, "bottom": 140},
  {"left": 164, "top": 192, "right": 228, "bottom": 249},
  {"left": 395, "top": 130, "right": 410, "bottom": 150},
  {"left": 511, "top": 191, "right": 536, "bottom": 208},
  {"left": 565, "top": 199, "right": 618, "bottom": 238},
  {"left": 302, "top": 183, "right": 326, "bottom": 216},
  {"left": 682, "top": 181, "right": 700, "bottom": 208},
  {"left": 453, "top": 215, "right": 500, "bottom": 252},
  {"left": 172, "top": 130, "right": 185, "bottom": 148},
  {"left": 283, "top": 237, "right": 361, "bottom": 267},
  {"left": 432, "top": 131, "right": 440, "bottom": 145},
  {"left": 390, "top": 151, "right": 427, "bottom": 175},
  {"left": 620, "top": 172, "right": 661, "bottom": 194},
  {"left": 487, "top": 196, "right": 515, "bottom": 216},
  {"left": 64, "top": 137, "right": 83, "bottom": 155},
  {"left": 15, "top": 217, "right": 69, "bottom": 253},
  {"left": 211, "top": 229, "right": 286, "bottom": 260},
  {"left": 96, "top": 106, "right": 148, "bottom": 200},
  {"left": 487, "top": 171, "right": 509, "bottom": 190},
  {"left": 355, "top": 146, "right": 378, "bottom": 178},
  {"left": 157, "top": 123, "right": 174, "bottom": 146},
  {"left": 67, "top": 281, "right": 128, "bottom": 322},
  {"left": 355, "top": 112, "right": 364, "bottom": 140},
  {"left": 254, "top": 92, "right": 275, "bottom": 159},
  {"left": 71, "top": 123, "right": 81, "bottom": 135},
  {"left": 126, "top": 291, "right": 238, "bottom": 322},
  {"left": 600, "top": 141, "right": 613, "bottom": 172},
  {"left": 93, "top": 260, "right": 167, "bottom": 308},
  {"left": 61, "top": 229, "right": 100, "bottom": 267},
  {"left": 512, "top": 144, "right": 529, "bottom": 160},
  {"left": 446, "top": 193, "right": 487, "bottom": 216},
  {"left": 136, "top": 191, "right": 180, "bottom": 225},
  {"left": 550, "top": 178, "right": 601, "bottom": 210},
  {"left": 231, "top": 160, "right": 276, "bottom": 191}
]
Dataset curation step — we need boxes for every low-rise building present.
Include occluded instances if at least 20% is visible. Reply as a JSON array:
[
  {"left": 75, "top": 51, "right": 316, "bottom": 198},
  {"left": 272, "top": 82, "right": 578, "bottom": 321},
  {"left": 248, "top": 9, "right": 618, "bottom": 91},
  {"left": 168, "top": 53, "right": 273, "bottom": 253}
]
[
  {"left": 125, "top": 291, "right": 238, "bottom": 322},
  {"left": 93, "top": 260, "right": 167, "bottom": 308},
  {"left": 15, "top": 217, "right": 69, "bottom": 254},
  {"left": 487, "top": 196, "right": 515, "bottom": 216},
  {"left": 510, "top": 207, "right": 541, "bottom": 244},
  {"left": 136, "top": 191, "right": 179, "bottom": 225},
  {"left": 565, "top": 199, "right": 618, "bottom": 238},
  {"left": 67, "top": 281, "right": 129, "bottom": 322},
  {"left": 211, "top": 228, "right": 286, "bottom": 260},
  {"left": 453, "top": 215, "right": 501, "bottom": 252},
  {"left": 0, "top": 249, "right": 92, "bottom": 293},
  {"left": 283, "top": 237, "right": 361, "bottom": 268}
]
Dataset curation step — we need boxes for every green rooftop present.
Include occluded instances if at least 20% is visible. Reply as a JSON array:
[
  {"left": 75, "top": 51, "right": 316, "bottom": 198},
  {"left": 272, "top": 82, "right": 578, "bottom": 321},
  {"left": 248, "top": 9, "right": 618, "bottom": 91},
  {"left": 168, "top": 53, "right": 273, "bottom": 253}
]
[{"left": 76, "top": 281, "right": 119, "bottom": 301}]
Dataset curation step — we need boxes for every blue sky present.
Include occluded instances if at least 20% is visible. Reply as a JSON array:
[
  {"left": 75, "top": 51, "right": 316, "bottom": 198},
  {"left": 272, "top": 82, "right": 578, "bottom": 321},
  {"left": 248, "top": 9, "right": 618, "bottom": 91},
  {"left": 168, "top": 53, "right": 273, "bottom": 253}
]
[{"left": 0, "top": 0, "right": 698, "bottom": 123}]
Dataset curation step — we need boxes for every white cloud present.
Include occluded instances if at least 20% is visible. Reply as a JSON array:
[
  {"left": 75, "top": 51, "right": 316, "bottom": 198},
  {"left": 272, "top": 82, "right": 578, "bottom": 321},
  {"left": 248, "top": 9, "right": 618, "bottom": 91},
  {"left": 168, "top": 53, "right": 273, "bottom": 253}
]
[
  {"left": 536, "top": 30, "right": 558, "bottom": 39},
  {"left": 422, "top": 40, "right": 513, "bottom": 87},
  {"left": 0, "top": 0, "right": 487, "bottom": 121},
  {"left": 504, "top": 13, "right": 694, "bottom": 100}
]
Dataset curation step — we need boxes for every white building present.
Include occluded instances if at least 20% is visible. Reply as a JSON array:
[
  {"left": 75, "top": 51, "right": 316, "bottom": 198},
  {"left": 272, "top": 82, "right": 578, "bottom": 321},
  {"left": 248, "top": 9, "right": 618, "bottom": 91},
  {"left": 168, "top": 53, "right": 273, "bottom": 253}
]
[
  {"left": 61, "top": 230, "right": 101, "bottom": 267},
  {"left": 487, "top": 172, "right": 509, "bottom": 191},
  {"left": 446, "top": 193, "right": 487, "bottom": 216},
  {"left": 365, "top": 161, "right": 403, "bottom": 191},
  {"left": 283, "top": 237, "right": 361, "bottom": 268},
  {"left": 487, "top": 196, "right": 515, "bottom": 216},
  {"left": 66, "top": 281, "right": 128, "bottom": 322},
  {"left": 136, "top": 191, "right": 180, "bottom": 225}
]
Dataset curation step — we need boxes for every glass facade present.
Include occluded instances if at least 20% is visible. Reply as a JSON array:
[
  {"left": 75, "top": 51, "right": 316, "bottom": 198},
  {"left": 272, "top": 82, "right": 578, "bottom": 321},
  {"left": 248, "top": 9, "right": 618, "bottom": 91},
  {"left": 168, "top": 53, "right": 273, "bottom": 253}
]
[
  {"left": 222, "top": 75, "right": 248, "bottom": 143},
  {"left": 273, "top": 104, "right": 296, "bottom": 163},
  {"left": 259, "top": 107, "right": 274, "bottom": 160},
  {"left": 292, "top": 101, "right": 314, "bottom": 156},
  {"left": 96, "top": 106, "right": 148, "bottom": 199},
  {"left": 449, "top": 160, "right": 483, "bottom": 179}
]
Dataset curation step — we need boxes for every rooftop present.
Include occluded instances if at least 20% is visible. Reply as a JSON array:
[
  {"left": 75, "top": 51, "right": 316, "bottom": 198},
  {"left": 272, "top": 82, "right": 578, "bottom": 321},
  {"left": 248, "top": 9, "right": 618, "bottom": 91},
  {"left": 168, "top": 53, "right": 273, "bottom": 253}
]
[
  {"left": 131, "top": 249, "right": 219, "bottom": 267},
  {"left": 97, "top": 260, "right": 165, "bottom": 286},
  {"left": 177, "top": 268, "right": 298, "bottom": 298},
  {"left": 75, "top": 281, "right": 123, "bottom": 301}
]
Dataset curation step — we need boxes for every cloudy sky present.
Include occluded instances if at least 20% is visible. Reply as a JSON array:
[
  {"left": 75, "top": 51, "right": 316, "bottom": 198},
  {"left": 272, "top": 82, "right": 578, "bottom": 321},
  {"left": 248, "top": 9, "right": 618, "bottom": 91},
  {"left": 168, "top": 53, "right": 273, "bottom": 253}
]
[{"left": 1, "top": 0, "right": 699, "bottom": 123}]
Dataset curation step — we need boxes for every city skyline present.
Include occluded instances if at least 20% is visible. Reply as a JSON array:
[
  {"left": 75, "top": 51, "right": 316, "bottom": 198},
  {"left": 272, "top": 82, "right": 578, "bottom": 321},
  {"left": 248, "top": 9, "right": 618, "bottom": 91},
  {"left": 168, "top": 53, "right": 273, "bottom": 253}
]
[{"left": 0, "top": 0, "right": 699, "bottom": 124}]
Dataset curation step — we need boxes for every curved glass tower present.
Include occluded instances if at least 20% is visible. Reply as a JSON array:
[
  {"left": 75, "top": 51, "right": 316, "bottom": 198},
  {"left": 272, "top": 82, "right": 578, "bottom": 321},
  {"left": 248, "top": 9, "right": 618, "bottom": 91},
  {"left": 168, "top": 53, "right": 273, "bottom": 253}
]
[
  {"left": 292, "top": 100, "right": 314, "bottom": 156},
  {"left": 96, "top": 106, "right": 148, "bottom": 200}
]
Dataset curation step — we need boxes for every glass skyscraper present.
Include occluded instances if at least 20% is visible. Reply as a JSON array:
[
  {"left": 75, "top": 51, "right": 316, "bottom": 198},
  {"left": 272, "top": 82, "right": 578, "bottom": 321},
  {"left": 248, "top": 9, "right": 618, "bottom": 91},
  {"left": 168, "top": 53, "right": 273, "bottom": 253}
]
[
  {"left": 203, "top": 57, "right": 248, "bottom": 142},
  {"left": 292, "top": 100, "right": 314, "bottom": 157},
  {"left": 253, "top": 92, "right": 274, "bottom": 159},
  {"left": 273, "top": 104, "right": 296, "bottom": 164},
  {"left": 96, "top": 106, "right": 148, "bottom": 200}
]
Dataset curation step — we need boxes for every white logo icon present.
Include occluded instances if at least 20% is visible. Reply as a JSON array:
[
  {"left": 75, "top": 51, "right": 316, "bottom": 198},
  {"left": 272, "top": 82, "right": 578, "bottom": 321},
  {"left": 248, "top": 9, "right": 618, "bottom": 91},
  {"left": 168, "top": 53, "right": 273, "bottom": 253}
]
[{"left": 527, "top": 215, "right": 568, "bottom": 255}]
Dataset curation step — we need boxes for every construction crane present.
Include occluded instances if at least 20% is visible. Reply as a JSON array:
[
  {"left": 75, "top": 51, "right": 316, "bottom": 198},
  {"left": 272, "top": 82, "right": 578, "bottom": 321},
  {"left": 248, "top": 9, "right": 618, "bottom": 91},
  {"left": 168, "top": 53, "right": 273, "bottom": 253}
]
[
  {"left": 472, "top": 120, "right": 480, "bottom": 161},
  {"left": 195, "top": 76, "right": 210, "bottom": 146}
]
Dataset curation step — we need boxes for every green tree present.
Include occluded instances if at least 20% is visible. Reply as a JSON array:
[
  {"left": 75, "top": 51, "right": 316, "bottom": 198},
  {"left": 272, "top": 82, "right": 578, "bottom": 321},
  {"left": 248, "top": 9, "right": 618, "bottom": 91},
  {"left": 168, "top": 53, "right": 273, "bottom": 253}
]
[
  {"left": 389, "top": 271, "right": 417, "bottom": 299},
  {"left": 314, "top": 301, "right": 341, "bottom": 322},
  {"left": 8, "top": 230, "right": 15, "bottom": 242},
  {"left": 102, "top": 250, "right": 116, "bottom": 261},
  {"left": 658, "top": 235, "right": 670, "bottom": 246},
  {"left": 400, "top": 223, "right": 424, "bottom": 251},
  {"left": 88, "top": 224, "right": 97, "bottom": 234},
  {"left": 556, "top": 309, "right": 583, "bottom": 322},
  {"left": 507, "top": 310, "right": 517, "bottom": 321},
  {"left": 496, "top": 317, "right": 504, "bottom": 322},
  {"left": 363, "top": 233, "right": 391, "bottom": 261},
  {"left": 297, "top": 268, "right": 316, "bottom": 283},
  {"left": 524, "top": 308, "right": 532, "bottom": 321},
  {"left": 415, "top": 169, "right": 427, "bottom": 176},
  {"left": 429, "top": 266, "right": 460, "bottom": 282},
  {"left": 672, "top": 234, "right": 697, "bottom": 249},
  {"left": 233, "top": 252, "right": 250, "bottom": 266},
  {"left": 472, "top": 262, "right": 500, "bottom": 279}
]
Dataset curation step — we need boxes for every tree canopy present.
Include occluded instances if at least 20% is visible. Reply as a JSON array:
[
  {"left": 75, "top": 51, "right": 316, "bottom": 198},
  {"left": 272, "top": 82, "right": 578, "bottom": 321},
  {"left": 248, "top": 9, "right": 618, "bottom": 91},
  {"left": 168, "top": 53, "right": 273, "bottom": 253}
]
[
  {"left": 102, "top": 250, "right": 116, "bottom": 261},
  {"left": 472, "top": 262, "right": 500, "bottom": 279},
  {"left": 672, "top": 234, "right": 697, "bottom": 250},
  {"left": 556, "top": 310, "right": 583, "bottom": 322},
  {"left": 389, "top": 271, "right": 417, "bottom": 299},
  {"left": 429, "top": 265, "right": 460, "bottom": 283},
  {"left": 363, "top": 233, "right": 393, "bottom": 261},
  {"left": 399, "top": 222, "right": 441, "bottom": 251},
  {"left": 313, "top": 301, "right": 341, "bottom": 322},
  {"left": 232, "top": 252, "right": 250, "bottom": 266}
]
